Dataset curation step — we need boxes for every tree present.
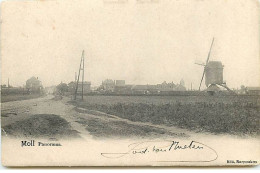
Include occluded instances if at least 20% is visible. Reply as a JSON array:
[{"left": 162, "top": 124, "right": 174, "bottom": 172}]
[
  {"left": 26, "top": 76, "right": 43, "bottom": 94},
  {"left": 56, "top": 83, "right": 68, "bottom": 95}
]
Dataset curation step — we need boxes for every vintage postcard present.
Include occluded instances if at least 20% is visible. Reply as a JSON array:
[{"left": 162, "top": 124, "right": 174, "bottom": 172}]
[{"left": 1, "top": 0, "right": 259, "bottom": 167}]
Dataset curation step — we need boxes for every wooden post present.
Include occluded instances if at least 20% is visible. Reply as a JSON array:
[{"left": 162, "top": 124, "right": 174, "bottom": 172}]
[
  {"left": 74, "top": 50, "right": 85, "bottom": 100},
  {"left": 82, "top": 51, "right": 85, "bottom": 100}
]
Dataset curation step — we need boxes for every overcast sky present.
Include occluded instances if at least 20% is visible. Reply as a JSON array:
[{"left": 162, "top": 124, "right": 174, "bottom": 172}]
[{"left": 1, "top": 0, "right": 259, "bottom": 89}]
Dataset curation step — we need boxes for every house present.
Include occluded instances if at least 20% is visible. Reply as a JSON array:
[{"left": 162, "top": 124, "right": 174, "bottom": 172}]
[
  {"left": 115, "top": 80, "right": 125, "bottom": 86},
  {"left": 157, "top": 81, "right": 176, "bottom": 91},
  {"left": 114, "top": 85, "right": 132, "bottom": 94},
  {"left": 247, "top": 87, "right": 260, "bottom": 95},
  {"left": 156, "top": 81, "right": 186, "bottom": 92},
  {"left": 101, "top": 79, "right": 115, "bottom": 92},
  {"left": 45, "top": 86, "right": 56, "bottom": 94},
  {"left": 131, "top": 85, "right": 149, "bottom": 94},
  {"left": 77, "top": 81, "right": 91, "bottom": 93},
  {"left": 146, "top": 85, "right": 159, "bottom": 94},
  {"left": 68, "top": 81, "right": 91, "bottom": 93},
  {"left": 26, "top": 76, "right": 43, "bottom": 94},
  {"left": 176, "top": 84, "right": 186, "bottom": 91}
]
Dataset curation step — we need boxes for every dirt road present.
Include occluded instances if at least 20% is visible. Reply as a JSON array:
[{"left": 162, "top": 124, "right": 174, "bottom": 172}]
[
  {"left": 2, "top": 95, "right": 259, "bottom": 166},
  {"left": 1, "top": 95, "right": 189, "bottom": 140}
]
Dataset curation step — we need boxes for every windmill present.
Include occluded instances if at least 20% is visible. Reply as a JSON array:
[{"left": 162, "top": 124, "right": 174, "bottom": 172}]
[{"left": 195, "top": 38, "right": 235, "bottom": 95}]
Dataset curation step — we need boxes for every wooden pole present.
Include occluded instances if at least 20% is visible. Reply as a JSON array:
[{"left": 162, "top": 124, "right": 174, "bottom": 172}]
[
  {"left": 82, "top": 51, "right": 85, "bottom": 100},
  {"left": 74, "top": 51, "right": 84, "bottom": 100},
  {"left": 74, "top": 72, "right": 77, "bottom": 94}
]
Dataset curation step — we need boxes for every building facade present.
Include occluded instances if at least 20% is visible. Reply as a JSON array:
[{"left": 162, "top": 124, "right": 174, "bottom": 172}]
[{"left": 68, "top": 81, "right": 91, "bottom": 93}]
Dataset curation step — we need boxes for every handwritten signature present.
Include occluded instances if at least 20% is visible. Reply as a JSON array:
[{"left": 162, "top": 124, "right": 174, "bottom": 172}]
[{"left": 101, "top": 140, "right": 218, "bottom": 162}]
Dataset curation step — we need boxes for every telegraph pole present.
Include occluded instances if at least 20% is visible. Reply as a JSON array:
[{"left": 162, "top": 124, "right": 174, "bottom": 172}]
[
  {"left": 74, "top": 72, "right": 77, "bottom": 93},
  {"left": 74, "top": 50, "right": 85, "bottom": 100},
  {"left": 82, "top": 52, "right": 85, "bottom": 100},
  {"left": 75, "top": 72, "right": 77, "bottom": 83}
]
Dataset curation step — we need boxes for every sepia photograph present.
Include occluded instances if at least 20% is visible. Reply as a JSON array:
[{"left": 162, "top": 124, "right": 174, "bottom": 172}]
[{"left": 1, "top": 0, "right": 259, "bottom": 167}]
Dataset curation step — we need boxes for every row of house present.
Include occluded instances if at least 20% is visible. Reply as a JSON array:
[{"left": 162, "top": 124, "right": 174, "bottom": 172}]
[
  {"left": 97, "top": 79, "right": 186, "bottom": 94},
  {"left": 65, "top": 79, "right": 186, "bottom": 95},
  {"left": 64, "top": 79, "right": 260, "bottom": 95}
]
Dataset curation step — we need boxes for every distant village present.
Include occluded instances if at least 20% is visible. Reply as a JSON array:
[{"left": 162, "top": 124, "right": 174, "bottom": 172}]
[
  {"left": 58, "top": 79, "right": 260, "bottom": 96},
  {"left": 69, "top": 79, "right": 186, "bottom": 94},
  {"left": 1, "top": 77, "right": 186, "bottom": 96},
  {"left": 47, "top": 79, "right": 187, "bottom": 96},
  {"left": 1, "top": 77, "right": 44, "bottom": 96},
  {"left": 1, "top": 76, "right": 260, "bottom": 96}
]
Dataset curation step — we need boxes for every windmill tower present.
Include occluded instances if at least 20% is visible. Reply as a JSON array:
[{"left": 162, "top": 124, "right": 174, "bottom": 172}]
[{"left": 195, "top": 38, "right": 235, "bottom": 95}]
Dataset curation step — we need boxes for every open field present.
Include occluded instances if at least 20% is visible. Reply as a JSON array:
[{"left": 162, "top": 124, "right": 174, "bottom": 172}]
[
  {"left": 70, "top": 95, "right": 260, "bottom": 136},
  {"left": 75, "top": 95, "right": 260, "bottom": 104},
  {"left": 1, "top": 95, "right": 187, "bottom": 139},
  {"left": 1, "top": 94, "right": 45, "bottom": 103}
]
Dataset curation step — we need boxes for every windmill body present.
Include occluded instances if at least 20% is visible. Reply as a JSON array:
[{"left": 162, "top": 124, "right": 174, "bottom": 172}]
[
  {"left": 205, "top": 61, "right": 224, "bottom": 87},
  {"left": 196, "top": 38, "right": 235, "bottom": 94}
]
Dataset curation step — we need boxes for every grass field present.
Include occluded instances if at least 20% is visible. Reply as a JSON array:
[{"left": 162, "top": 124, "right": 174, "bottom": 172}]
[
  {"left": 1, "top": 94, "right": 44, "bottom": 103},
  {"left": 2, "top": 114, "right": 80, "bottom": 139},
  {"left": 77, "top": 95, "right": 259, "bottom": 104},
  {"left": 70, "top": 95, "right": 260, "bottom": 136}
]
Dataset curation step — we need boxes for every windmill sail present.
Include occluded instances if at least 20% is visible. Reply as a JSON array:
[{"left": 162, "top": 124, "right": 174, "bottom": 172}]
[{"left": 199, "top": 38, "right": 215, "bottom": 91}]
